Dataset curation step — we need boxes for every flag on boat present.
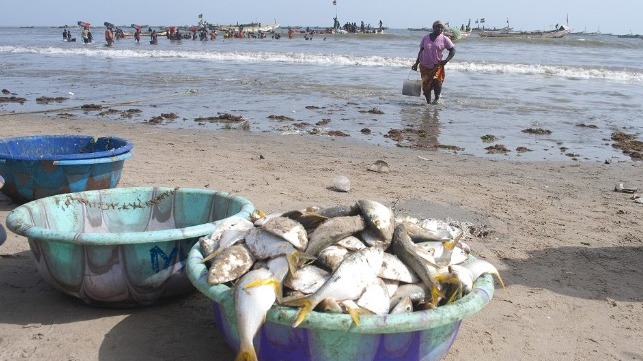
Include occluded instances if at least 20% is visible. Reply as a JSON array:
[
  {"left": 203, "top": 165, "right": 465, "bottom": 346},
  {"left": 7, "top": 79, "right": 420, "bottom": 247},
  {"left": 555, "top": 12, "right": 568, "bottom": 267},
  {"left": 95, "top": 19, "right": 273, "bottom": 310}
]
[
  {"left": 333, "top": 0, "right": 337, "bottom": 5},
  {"left": 198, "top": 13, "right": 203, "bottom": 18},
  {"left": 480, "top": 18, "right": 485, "bottom": 23}
]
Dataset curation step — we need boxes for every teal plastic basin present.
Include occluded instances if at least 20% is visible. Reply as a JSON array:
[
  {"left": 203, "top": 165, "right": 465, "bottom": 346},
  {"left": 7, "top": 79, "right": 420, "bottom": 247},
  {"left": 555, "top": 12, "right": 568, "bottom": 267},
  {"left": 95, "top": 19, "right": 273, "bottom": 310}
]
[{"left": 6, "top": 187, "right": 255, "bottom": 307}]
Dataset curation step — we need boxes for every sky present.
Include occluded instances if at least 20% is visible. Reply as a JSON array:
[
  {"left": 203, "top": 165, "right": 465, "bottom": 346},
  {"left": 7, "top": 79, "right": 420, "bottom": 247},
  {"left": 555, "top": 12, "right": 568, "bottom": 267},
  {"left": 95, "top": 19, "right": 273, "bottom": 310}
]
[{"left": 0, "top": 0, "right": 641, "bottom": 35}]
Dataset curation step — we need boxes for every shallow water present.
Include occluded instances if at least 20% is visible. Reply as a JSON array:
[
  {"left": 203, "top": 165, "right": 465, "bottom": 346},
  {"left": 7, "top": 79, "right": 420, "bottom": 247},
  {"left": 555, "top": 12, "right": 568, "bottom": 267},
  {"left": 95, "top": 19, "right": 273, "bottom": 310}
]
[{"left": 1, "top": 26, "right": 642, "bottom": 162}]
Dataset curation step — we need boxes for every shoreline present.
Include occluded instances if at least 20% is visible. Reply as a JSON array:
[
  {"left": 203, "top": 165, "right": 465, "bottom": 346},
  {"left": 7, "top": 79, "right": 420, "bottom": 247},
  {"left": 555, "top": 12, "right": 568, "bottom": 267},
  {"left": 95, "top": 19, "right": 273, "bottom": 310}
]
[{"left": 0, "top": 114, "right": 641, "bottom": 360}]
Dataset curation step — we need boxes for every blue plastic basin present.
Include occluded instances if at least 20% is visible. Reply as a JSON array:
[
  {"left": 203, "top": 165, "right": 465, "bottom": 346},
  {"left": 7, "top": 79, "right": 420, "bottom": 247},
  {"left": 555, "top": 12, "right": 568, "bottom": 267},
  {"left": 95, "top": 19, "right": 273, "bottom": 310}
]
[
  {"left": 0, "top": 134, "right": 134, "bottom": 203},
  {"left": 0, "top": 135, "right": 133, "bottom": 160},
  {"left": 0, "top": 152, "right": 132, "bottom": 204}
]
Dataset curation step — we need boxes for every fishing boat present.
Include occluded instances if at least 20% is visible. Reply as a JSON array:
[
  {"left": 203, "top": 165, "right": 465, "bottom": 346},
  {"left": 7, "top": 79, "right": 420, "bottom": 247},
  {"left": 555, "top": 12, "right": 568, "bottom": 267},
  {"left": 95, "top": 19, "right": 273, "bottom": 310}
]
[
  {"left": 214, "top": 22, "right": 280, "bottom": 33},
  {"left": 479, "top": 25, "right": 571, "bottom": 38},
  {"left": 617, "top": 33, "right": 642, "bottom": 39}
]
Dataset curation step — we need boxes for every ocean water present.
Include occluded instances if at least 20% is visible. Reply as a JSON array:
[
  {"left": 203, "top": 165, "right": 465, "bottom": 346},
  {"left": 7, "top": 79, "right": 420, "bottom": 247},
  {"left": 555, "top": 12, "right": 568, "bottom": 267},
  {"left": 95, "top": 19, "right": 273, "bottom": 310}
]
[{"left": 1, "top": 26, "right": 642, "bottom": 162}]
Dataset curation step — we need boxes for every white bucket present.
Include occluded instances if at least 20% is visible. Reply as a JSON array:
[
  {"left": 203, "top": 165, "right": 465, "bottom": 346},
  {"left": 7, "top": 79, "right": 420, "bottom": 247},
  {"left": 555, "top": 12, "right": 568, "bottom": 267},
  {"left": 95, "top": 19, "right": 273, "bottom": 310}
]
[{"left": 402, "top": 79, "right": 422, "bottom": 97}]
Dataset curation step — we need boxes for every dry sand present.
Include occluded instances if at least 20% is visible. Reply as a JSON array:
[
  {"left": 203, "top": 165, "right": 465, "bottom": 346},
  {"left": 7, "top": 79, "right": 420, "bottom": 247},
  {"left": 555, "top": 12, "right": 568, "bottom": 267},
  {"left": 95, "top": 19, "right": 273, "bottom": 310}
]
[{"left": 0, "top": 114, "right": 641, "bottom": 361}]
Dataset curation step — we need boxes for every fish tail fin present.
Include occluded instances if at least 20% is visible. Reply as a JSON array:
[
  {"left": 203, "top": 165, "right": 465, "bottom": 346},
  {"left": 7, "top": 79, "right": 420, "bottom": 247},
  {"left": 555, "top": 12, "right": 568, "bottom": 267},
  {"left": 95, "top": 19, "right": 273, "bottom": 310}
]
[
  {"left": 287, "top": 251, "right": 315, "bottom": 276},
  {"left": 244, "top": 276, "right": 280, "bottom": 294},
  {"left": 250, "top": 209, "right": 267, "bottom": 223},
  {"left": 286, "top": 251, "right": 299, "bottom": 277},
  {"left": 290, "top": 298, "right": 316, "bottom": 328},
  {"left": 234, "top": 348, "right": 258, "bottom": 361},
  {"left": 494, "top": 271, "right": 506, "bottom": 289},
  {"left": 346, "top": 308, "right": 361, "bottom": 326},
  {"left": 446, "top": 285, "right": 462, "bottom": 304},
  {"left": 201, "top": 248, "right": 222, "bottom": 263},
  {"left": 430, "top": 285, "right": 444, "bottom": 306},
  {"left": 443, "top": 230, "right": 463, "bottom": 251},
  {"left": 243, "top": 276, "right": 282, "bottom": 302}
]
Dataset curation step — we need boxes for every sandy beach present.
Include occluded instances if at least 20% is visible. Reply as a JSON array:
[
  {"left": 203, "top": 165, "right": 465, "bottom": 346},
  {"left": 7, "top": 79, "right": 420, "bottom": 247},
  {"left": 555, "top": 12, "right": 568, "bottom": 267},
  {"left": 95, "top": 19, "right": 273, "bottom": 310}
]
[{"left": 0, "top": 114, "right": 641, "bottom": 361}]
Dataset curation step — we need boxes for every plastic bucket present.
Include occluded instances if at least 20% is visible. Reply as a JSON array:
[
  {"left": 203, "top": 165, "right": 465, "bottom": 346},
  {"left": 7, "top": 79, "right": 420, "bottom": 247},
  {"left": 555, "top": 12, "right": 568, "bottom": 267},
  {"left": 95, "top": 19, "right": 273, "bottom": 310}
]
[{"left": 403, "top": 79, "right": 422, "bottom": 97}]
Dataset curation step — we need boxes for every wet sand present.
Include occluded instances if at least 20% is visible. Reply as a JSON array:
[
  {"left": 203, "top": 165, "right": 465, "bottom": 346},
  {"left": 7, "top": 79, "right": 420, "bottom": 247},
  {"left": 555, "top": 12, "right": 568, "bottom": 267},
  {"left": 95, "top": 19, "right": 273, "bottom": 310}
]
[{"left": 0, "top": 114, "right": 641, "bottom": 360}]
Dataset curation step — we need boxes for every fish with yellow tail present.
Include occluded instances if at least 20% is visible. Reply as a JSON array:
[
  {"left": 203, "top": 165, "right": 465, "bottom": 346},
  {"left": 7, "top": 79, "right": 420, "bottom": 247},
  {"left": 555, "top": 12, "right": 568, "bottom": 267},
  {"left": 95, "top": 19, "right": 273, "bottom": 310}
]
[
  {"left": 233, "top": 268, "right": 279, "bottom": 361},
  {"left": 285, "top": 246, "right": 384, "bottom": 327},
  {"left": 391, "top": 223, "right": 442, "bottom": 306}
]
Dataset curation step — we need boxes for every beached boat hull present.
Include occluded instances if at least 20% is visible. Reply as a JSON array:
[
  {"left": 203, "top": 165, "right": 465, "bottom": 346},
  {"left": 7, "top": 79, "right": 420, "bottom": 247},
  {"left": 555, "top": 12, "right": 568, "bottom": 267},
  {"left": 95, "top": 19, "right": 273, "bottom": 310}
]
[{"left": 479, "top": 27, "right": 571, "bottom": 39}]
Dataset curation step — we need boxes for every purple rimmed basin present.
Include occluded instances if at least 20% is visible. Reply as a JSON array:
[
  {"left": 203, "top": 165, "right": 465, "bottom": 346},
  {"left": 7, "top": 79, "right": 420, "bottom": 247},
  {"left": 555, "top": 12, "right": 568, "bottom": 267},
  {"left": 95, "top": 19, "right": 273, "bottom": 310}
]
[
  {"left": 6, "top": 187, "right": 255, "bottom": 307},
  {"left": 187, "top": 242, "right": 495, "bottom": 361}
]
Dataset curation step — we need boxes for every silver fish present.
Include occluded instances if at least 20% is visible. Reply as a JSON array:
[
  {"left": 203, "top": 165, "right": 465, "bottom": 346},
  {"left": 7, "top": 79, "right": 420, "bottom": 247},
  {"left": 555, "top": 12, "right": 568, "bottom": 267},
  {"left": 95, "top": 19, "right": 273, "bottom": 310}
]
[
  {"left": 280, "top": 209, "right": 328, "bottom": 232},
  {"left": 356, "top": 278, "right": 390, "bottom": 316},
  {"left": 335, "top": 235, "right": 366, "bottom": 251},
  {"left": 390, "top": 295, "right": 414, "bottom": 314},
  {"left": 261, "top": 216, "right": 308, "bottom": 251},
  {"left": 416, "top": 241, "right": 469, "bottom": 265},
  {"left": 357, "top": 200, "right": 396, "bottom": 244},
  {"left": 391, "top": 224, "right": 441, "bottom": 306},
  {"left": 378, "top": 252, "right": 420, "bottom": 283},
  {"left": 359, "top": 229, "right": 390, "bottom": 248},
  {"left": 267, "top": 256, "right": 290, "bottom": 302},
  {"left": 233, "top": 268, "right": 279, "bottom": 361},
  {"left": 317, "top": 245, "right": 350, "bottom": 271},
  {"left": 245, "top": 227, "right": 300, "bottom": 276},
  {"left": 460, "top": 259, "right": 506, "bottom": 288},
  {"left": 317, "top": 204, "right": 360, "bottom": 218},
  {"left": 284, "top": 265, "right": 330, "bottom": 294},
  {"left": 382, "top": 278, "right": 400, "bottom": 298},
  {"left": 435, "top": 264, "right": 474, "bottom": 295},
  {"left": 305, "top": 215, "right": 365, "bottom": 256},
  {"left": 201, "top": 216, "right": 254, "bottom": 262},
  {"left": 202, "top": 228, "right": 252, "bottom": 263},
  {"left": 252, "top": 211, "right": 282, "bottom": 227},
  {"left": 208, "top": 244, "right": 255, "bottom": 285},
  {"left": 389, "top": 283, "right": 430, "bottom": 309},
  {"left": 318, "top": 298, "right": 343, "bottom": 313},
  {"left": 402, "top": 221, "right": 452, "bottom": 243},
  {"left": 286, "top": 246, "right": 384, "bottom": 327},
  {"left": 199, "top": 236, "right": 217, "bottom": 258}
]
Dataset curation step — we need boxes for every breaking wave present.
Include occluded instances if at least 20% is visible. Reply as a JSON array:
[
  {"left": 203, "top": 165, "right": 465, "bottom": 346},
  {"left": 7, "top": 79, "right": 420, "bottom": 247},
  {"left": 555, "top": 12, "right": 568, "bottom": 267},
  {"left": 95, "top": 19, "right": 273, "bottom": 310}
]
[{"left": 1, "top": 45, "right": 641, "bottom": 82}]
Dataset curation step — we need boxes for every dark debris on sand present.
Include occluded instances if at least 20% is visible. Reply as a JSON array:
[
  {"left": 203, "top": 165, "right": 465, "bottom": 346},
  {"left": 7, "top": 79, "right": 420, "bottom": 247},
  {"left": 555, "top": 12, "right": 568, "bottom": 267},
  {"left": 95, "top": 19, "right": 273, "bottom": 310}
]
[
  {"left": 360, "top": 107, "right": 385, "bottom": 115},
  {"left": 0, "top": 96, "right": 27, "bottom": 104},
  {"left": 268, "top": 115, "right": 295, "bottom": 122},
  {"left": 81, "top": 104, "right": 103, "bottom": 110},
  {"left": 522, "top": 128, "right": 552, "bottom": 135},
  {"left": 485, "top": 144, "right": 510, "bottom": 154},
  {"left": 36, "top": 96, "right": 68, "bottom": 104},
  {"left": 195, "top": 113, "right": 245, "bottom": 123},
  {"left": 611, "top": 132, "right": 643, "bottom": 160}
]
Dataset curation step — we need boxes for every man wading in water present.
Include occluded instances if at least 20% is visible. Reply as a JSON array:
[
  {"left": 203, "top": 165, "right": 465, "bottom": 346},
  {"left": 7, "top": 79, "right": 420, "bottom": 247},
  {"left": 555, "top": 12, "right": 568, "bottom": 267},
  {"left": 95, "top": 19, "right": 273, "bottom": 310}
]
[{"left": 411, "top": 20, "right": 455, "bottom": 105}]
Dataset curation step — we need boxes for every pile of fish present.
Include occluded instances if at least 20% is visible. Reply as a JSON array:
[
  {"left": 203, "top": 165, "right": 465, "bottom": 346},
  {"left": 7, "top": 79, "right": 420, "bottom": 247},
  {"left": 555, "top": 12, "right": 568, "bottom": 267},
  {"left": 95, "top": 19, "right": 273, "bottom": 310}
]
[{"left": 199, "top": 200, "right": 504, "bottom": 361}]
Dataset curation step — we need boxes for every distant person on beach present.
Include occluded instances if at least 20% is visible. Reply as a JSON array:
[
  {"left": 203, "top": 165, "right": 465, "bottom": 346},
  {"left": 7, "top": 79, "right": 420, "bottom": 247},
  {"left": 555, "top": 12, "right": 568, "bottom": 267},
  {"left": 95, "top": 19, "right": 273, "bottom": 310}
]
[
  {"left": 411, "top": 20, "right": 455, "bottom": 105},
  {"left": 105, "top": 27, "right": 115, "bottom": 46},
  {"left": 134, "top": 28, "right": 141, "bottom": 43},
  {"left": 82, "top": 27, "right": 90, "bottom": 44},
  {"left": 63, "top": 29, "right": 67, "bottom": 39}
]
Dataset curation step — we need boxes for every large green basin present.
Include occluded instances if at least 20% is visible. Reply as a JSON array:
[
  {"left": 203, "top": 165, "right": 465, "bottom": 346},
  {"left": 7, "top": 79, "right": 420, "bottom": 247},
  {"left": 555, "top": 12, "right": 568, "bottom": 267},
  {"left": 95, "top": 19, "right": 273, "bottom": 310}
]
[{"left": 6, "top": 187, "right": 255, "bottom": 307}]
